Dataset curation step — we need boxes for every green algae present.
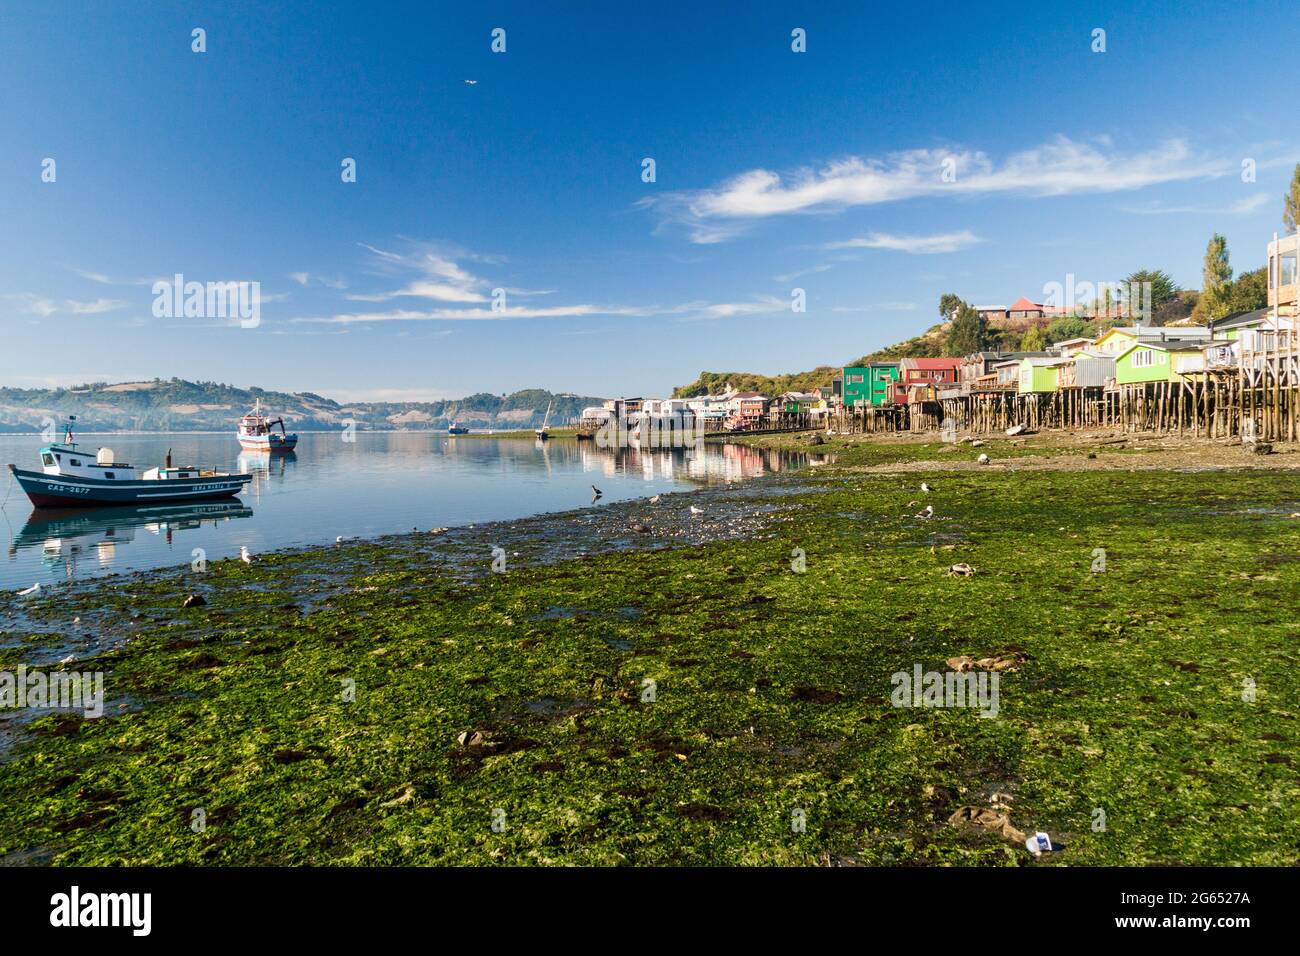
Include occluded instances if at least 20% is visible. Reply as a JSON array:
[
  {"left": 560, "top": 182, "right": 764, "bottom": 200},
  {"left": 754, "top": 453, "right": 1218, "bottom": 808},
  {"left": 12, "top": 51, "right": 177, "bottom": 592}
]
[{"left": 1, "top": 464, "right": 1297, "bottom": 866}]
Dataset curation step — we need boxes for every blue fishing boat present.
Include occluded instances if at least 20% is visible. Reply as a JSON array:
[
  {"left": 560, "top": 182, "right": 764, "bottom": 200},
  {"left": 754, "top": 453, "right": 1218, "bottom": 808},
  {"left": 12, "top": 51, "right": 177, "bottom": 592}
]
[
  {"left": 8, "top": 421, "right": 251, "bottom": 508},
  {"left": 447, "top": 422, "right": 470, "bottom": 435}
]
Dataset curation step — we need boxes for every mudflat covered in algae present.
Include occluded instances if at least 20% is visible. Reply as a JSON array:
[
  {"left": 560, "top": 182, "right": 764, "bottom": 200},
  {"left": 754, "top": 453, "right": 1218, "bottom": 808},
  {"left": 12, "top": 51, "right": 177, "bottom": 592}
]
[{"left": 2, "top": 434, "right": 1297, "bottom": 865}]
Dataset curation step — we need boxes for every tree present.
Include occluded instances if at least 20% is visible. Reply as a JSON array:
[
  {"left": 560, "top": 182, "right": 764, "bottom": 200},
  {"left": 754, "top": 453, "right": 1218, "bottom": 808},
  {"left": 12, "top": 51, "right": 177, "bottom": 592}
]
[
  {"left": 1285, "top": 163, "right": 1300, "bottom": 233},
  {"left": 1192, "top": 234, "right": 1235, "bottom": 323},
  {"left": 1223, "top": 266, "right": 1268, "bottom": 315},
  {"left": 1202, "top": 234, "right": 1232, "bottom": 294},
  {"left": 1019, "top": 325, "right": 1046, "bottom": 351},
  {"left": 1042, "top": 316, "right": 1093, "bottom": 344},
  {"left": 1123, "top": 269, "right": 1178, "bottom": 324},
  {"left": 938, "top": 292, "right": 963, "bottom": 320},
  {"left": 944, "top": 302, "right": 988, "bottom": 356},
  {"left": 1153, "top": 290, "right": 1196, "bottom": 326}
]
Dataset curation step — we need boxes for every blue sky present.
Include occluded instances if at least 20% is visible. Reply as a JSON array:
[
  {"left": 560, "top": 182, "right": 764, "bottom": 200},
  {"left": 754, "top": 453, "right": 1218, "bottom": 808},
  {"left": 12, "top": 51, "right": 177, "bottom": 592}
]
[{"left": 1, "top": 0, "right": 1296, "bottom": 400}]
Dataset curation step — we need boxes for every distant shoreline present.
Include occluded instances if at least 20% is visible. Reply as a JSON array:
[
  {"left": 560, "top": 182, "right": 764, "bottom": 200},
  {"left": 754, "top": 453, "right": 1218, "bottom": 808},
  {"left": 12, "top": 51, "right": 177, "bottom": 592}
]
[{"left": 0, "top": 428, "right": 569, "bottom": 438}]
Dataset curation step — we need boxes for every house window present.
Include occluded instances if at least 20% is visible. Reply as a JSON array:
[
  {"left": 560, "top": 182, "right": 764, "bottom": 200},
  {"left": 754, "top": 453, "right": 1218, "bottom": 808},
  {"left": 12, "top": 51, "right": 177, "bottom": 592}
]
[
  {"left": 1132, "top": 350, "right": 1154, "bottom": 368},
  {"left": 1282, "top": 254, "right": 1297, "bottom": 287}
]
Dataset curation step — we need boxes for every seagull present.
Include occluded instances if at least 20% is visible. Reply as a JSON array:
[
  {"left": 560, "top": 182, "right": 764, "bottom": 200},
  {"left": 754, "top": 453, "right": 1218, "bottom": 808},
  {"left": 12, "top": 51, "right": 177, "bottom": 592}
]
[
  {"left": 921, "top": 482, "right": 934, "bottom": 493},
  {"left": 914, "top": 505, "right": 934, "bottom": 520},
  {"left": 690, "top": 505, "right": 704, "bottom": 516},
  {"left": 648, "top": 495, "right": 661, "bottom": 504},
  {"left": 591, "top": 484, "right": 603, "bottom": 500},
  {"left": 240, "top": 546, "right": 253, "bottom": 564},
  {"left": 464, "top": 79, "right": 477, "bottom": 84},
  {"left": 17, "top": 582, "right": 39, "bottom": 596}
]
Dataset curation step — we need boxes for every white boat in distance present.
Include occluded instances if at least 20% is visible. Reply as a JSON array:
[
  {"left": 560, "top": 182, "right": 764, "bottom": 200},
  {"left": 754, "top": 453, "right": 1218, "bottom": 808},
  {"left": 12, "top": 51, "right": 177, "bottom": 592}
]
[
  {"left": 535, "top": 400, "right": 553, "bottom": 441},
  {"left": 237, "top": 399, "right": 298, "bottom": 452}
]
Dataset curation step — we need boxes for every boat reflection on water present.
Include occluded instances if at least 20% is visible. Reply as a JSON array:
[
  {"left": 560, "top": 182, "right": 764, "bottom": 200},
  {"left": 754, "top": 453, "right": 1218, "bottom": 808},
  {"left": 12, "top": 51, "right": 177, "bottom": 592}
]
[
  {"left": 9, "top": 501, "right": 254, "bottom": 579},
  {"left": 237, "top": 450, "right": 297, "bottom": 501}
]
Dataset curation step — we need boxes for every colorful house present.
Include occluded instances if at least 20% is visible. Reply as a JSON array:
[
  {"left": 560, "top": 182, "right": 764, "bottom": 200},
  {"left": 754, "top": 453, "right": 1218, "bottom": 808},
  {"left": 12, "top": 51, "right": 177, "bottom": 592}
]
[
  {"left": 779, "top": 391, "right": 820, "bottom": 414},
  {"left": 1017, "top": 357, "right": 1067, "bottom": 394},
  {"left": 1094, "top": 325, "right": 1213, "bottom": 355},
  {"left": 1056, "top": 350, "right": 1116, "bottom": 389},
  {"left": 840, "top": 367, "right": 871, "bottom": 408},
  {"left": 723, "top": 392, "right": 769, "bottom": 427},
  {"left": 841, "top": 364, "right": 899, "bottom": 408},
  {"left": 1113, "top": 339, "right": 1212, "bottom": 384},
  {"left": 891, "top": 358, "right": 962, "bottom": 403}
]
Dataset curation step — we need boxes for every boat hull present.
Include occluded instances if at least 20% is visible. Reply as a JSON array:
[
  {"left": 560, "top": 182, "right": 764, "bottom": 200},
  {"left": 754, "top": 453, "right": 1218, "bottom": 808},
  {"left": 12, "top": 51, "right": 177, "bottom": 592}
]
[
  {"left": 238, "top": 434, "right": 298, "bottom": 452},
  {"left": 9, "top": 465, "right": 252, "bottom": 507}
]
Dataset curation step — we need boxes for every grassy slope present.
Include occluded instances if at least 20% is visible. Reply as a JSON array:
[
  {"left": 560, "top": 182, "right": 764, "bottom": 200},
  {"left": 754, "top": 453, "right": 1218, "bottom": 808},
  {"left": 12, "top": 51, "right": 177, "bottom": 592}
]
[{"left": 1, "top": 450, "right": 1298, "bottom": 865}]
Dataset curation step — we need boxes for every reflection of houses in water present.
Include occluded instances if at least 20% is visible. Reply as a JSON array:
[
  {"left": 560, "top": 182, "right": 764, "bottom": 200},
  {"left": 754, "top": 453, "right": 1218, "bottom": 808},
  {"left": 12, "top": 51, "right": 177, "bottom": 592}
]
[
  {"left": 10, "top": 502, "right": 253, "bottom": 579},
  {"left": 576, "top": 438, "right": 806, "bottom": 484}
]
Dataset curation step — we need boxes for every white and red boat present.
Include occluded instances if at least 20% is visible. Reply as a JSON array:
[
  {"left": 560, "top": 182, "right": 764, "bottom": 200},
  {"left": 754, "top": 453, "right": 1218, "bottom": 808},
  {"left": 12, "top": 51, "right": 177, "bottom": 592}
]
[{"left": 237, "top": 400, "right": 298, "bottom": 452}]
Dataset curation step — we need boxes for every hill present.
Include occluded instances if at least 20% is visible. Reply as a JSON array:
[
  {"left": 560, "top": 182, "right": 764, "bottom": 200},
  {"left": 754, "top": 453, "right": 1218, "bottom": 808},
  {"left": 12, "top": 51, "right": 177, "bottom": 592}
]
[{"left": 0, "top": 379, "right": 604, "bottom": 433}]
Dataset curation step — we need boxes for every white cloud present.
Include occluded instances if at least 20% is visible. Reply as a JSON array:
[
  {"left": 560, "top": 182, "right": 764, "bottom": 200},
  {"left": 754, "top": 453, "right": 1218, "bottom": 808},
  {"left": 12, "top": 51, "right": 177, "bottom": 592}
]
[
  {"left": 349, "top": 243, "right": 490, "bottom": 303},
  {"left": 71, "top": 268, "right": 158, "bottom": 287},
  {"left": 830, "top": 302, "right": 920, "bottom": 313},
  {"left": 292, "top": 303, "right": 634, "bottom": 324},
  {"left": 289, "top": 271, "right": 348, "bottom": 289},
  {"left": 826, "top": 230, "right": 984, "bottom": 254},
  {"left": 290, "top": 295, "right": 792, "bottom": 325},
  {"left": 649, "top": 136, "right": 1230, "bottom": 243},
  {"left": 8, "top": 294, "right": 127, "bottom": 316},
  {"left": 1118, "top": 193, "right": 1272, "bottom": 215}
]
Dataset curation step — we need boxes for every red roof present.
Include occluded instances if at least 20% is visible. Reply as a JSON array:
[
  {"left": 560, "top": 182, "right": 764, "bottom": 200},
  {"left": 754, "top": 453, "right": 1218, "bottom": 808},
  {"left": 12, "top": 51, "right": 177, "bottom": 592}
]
[
  {"left": 1009, "top": 296, "right": 1044, "bottom": 311},
  {"left": 902, "top": 358, "right": 962, "bottom": 369}
]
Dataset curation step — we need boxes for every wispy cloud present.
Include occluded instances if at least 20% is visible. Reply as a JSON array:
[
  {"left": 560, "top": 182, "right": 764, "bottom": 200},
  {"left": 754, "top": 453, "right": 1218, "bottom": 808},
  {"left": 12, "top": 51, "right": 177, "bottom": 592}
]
[
  {"left": 830, "top": 302, "right": 920, "bottom": 313},
  {"left": 349, "top": 243, "right": 489, "bottom": 303},
  {"left": 290, "top": 295, "right": 790, "bottom": 325},
  {"left": 647, "top": 136, "right": 1230, "bottom": 243},
  {"left": 8, "top": 293, "right": 127, "bottom": 317},
  {"left": 293, "top": 304, "right": 633, "bottom": 324},
  {"left": 1117, "top": 192, "right": 1272, "bottom": 215},
  {"left": 71, "top": 268, "right": 158, "bottom": 287},
  {"left": 773, "top": 263, "right": 833, "bottom": 283},
  {"left": 825, "top": 230, "right": 984, "bottom": 254},
  {"left": 288, "top": 271, "right": 345, "bottom": 288}
]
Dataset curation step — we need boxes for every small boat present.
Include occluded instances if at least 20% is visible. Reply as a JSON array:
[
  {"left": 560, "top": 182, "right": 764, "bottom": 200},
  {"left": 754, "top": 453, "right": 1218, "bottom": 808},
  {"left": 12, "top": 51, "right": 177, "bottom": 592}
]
[
  {"left": 535, "top": 400, "right": 553, "bottom": 441},
  {"left": 447, "top": 422, "right": 470, "bottom": 435},
  {"left": 8, "top": 422, "right": 251, "bottom": 507},
  {"left": 237, "top": 399, "right": 298, "bottom": 452}
]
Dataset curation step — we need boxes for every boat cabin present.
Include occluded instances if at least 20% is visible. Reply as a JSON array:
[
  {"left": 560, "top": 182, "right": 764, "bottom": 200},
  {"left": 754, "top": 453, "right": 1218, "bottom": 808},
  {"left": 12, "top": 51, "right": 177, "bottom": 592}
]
[{"left": 40, "top": 443, "right": 138, "bottom": 481}]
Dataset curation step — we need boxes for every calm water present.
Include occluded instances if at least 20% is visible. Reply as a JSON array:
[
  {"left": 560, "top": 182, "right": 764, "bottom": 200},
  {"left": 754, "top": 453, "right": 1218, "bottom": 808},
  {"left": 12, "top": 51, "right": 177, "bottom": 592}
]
[{"left": 0, "top": 432, "right": 811, "bottom": 591}]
